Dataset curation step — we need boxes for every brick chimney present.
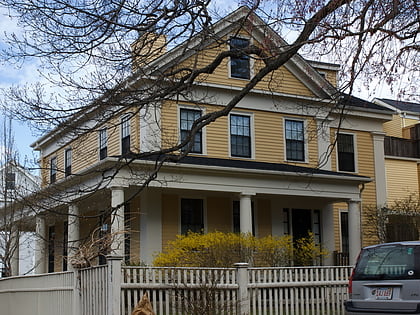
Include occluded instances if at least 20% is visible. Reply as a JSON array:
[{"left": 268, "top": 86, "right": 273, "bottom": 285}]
[{"left": 131, "top": 29, "right": 167, "bottom": 72}]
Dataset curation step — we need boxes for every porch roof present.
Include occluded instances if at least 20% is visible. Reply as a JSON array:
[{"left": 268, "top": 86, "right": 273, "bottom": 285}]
[{"left": 137, "top": 154, "right": 371, "bottom": 182}]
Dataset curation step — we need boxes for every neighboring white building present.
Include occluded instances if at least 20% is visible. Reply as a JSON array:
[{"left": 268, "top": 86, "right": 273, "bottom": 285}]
[{"left": 0, "top": 161, "right": 39, "bottom": 276}]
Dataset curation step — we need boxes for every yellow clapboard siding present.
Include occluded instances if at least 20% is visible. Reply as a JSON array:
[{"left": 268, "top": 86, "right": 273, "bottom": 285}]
[
  {"left": 385, "top": 158, "right": 419, "bottom": 203},
  {"left": 330, "top": 130, "right": 378, "bottom": 247},
  {"left": 256, "top": 199, "right": 271, "bottom": 237},
  {"left": 383, "top": 115, "right": 403, "bottom": 138},
  {"left": 254, "top": 111, "right": 283, "bottom": 163},
  {"left": 161, "top": 194, "right": 179, "bottom": 247},
  {"left": 174, "top": 31, "right": 317, "bottom": 98},
  {"left": 206, "top": 113, "right": 229, "bottom": 158},
  {"left": 207, "top": 196, "right": 232, "bottom": 232}
]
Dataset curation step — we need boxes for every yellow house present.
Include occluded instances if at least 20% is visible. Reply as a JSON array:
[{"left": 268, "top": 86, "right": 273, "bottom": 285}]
[
  {"left": 7, "top": 7, "right": 394, "bottom": 274},
  {"left": 374, "top": 98, "right": 420, "bottom": 241}
]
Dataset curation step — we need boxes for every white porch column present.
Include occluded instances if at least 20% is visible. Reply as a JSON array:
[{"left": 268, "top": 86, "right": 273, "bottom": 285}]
[
  {"left": 67, "top": 204, "right": 80, "bottom": 271},
  {"left": 321, "top": 204, "right": 335, "bottom": 266},
  {"left": 348, "top": 199, "right": 362, "bottom": 265},
  {"left": 111, "top": 187, "right": 125, "bottom": 257},
  {"left": 316, "top": 117, "right": 332, "bottom": 170},
  {"left": 35, "top": 215, "right": 47, "bottom": 274},
  {"left": 140, "top": 189, "right": 162, "bottom": 265},
  {"left": 372, "top": 132, "right": 387, "bottom": 207},
  {"left": 240, "top": 193, "right": 255, "bottom": 234},
  {"left": 10, "top": 225, "right": 19, "bottom": 276}
]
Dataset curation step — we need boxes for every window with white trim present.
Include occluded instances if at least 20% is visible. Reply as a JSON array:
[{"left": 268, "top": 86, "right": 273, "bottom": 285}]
[
  {"left": 99, "top": 128, "right": 108, "bottom": 160},
  {"left": 5, "top": 171, "right": 15, "bottom": 190},
  {"left": 230, "top": 114, "right": 251, "bottom": 158},
  {"left": 65, "top": 148, "right": 72, "bottom": 177},
  {"left": 180, "top": 108, "right": 202, "bottom": 153},
  {"left": 285, "top": 119, "right": 305, "bottom": 161},
  {"left": 50, "top": 157, "right": 57, "bottom": 184},
  {"left": 121, "top": 115, "right": 131, "bottom": 155},
  {"left": 181, "top": 198, "right": 204, "bottom": 235},
  {"left": 230, "top": 37, "right": 250, "bottom": 79},
  {"left": 337, "top": 133, "right": 355, "bottom": 172}
]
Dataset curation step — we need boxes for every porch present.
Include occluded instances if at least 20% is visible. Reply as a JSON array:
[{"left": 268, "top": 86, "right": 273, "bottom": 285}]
[
  {"left": 0, "top": 256, "right": 352, "bottom": 315},
  {"left": 6, "top": 156, "right": 368, "bottom": 275}
]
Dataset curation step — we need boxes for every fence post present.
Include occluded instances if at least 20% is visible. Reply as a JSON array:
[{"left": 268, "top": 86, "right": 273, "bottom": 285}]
[
  {"left": 73, "top": 269, "right": 81, "bottom": 315},
  {"left": 107, "top": 255, "right": 123, "bottom": 315},
  {"left": 235, "top": 262, "right": 250, "bottom": 315}
]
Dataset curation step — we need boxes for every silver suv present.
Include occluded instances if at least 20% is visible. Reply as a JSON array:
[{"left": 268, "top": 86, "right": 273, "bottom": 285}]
[{"left": 345, "top": 241, "right": 420, "bottom": 314}]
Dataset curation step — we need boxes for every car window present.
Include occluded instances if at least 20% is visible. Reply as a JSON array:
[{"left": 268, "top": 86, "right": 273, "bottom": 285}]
[{"left": 353, "top": 244, "right": 419, "bottom": 280}]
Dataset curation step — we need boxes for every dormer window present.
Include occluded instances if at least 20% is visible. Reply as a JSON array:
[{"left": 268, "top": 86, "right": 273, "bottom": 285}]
[{"left": 230, "top": 37, "right": 250, "bottom": 79}]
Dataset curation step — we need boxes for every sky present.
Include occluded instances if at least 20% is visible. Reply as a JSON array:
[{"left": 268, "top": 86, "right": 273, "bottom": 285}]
[
  {"left": 0, "top": 3, "right": 413, "bottom": 170},
  {"left": 0, "top": 9, "right": 40, "bottom": 167}
]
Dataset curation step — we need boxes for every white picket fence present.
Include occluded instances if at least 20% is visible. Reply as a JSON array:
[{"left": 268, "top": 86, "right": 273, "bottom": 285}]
[
  {"left": 121, "top": 264, "right": 352, "bottom": 315},
  {"left": 0, "top": 257, "right": 352, "bottom": 315}
]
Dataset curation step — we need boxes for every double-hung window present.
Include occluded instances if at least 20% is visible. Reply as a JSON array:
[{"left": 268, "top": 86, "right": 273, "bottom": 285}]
[
  {"left": 121, "top": 115, "right": 131, "bottom": 155},
  {"left": 64, "top": 148, "right": 72, "bottom": 177},
  {"left": 180, "top": 108, "right": 202, "bottom": 153},
  {"left": 285, "top": 119, "right": 305, "bottom": 162},
  {"left": 181, "top": 198, "right": 204, "bottom": 235},
  {"left": 230, "top": 114, "right": 251, "bottom": 158},
  {"left": 50, "top": 157, "right": 57, "bottom": 184},
  {"left": 5, "top": 172, "right": 15, "bottom": 190},
  {"left": 99, "top": 128, "right": 108, "bottom": 160},
  {"left": 337, "top": 133, "right": 356, "bottom": 172},
  {"left": 230, "top": 37, "right": 250, "bottom": 79}
]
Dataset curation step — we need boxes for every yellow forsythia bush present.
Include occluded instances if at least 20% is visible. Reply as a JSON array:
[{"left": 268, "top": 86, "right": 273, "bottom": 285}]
[{"left": 153, "top": 231, "right": 328, "bottom": 267}]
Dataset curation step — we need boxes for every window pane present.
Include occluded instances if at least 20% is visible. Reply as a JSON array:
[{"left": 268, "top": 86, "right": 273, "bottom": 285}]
[
  {"left": 230, "top": 38, "right": 250, "bottom": 79},
  {"left": 285, "top": 120, "right": 304, "bottom": 161},
  {"left": 354, "top": 245, "right": 419, "bottom": 280},
  {"left": 65, "top": 149, "right": 72, "bottom": 177},
  {"left": 231, "top": 114, "right": 251, "bottom": 157},
  {"left": 181, "top": 198, "right": 204, "bottom": 234},
  {"left": 50, "top": 157, "right": 57, "bottom": 183},
  {"left": 5, "top": 172, "right": 15, "bottom": 190},
  {"left": 99, "top": 129, "right": 108, "bottom": 160},
  {"left": 121, "top": 116, "right": 131, "bottom": 155},
  {"left": 338, "top": 134, "right": 355, "bottom": 172},
  {"left": 180, "top": 108, "right": 202, "bottom": 153}
]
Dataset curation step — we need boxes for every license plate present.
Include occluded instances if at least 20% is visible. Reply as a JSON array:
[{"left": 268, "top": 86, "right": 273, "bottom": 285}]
[{"left": 374, "top": 287, "right": 393, "bottom": 300}]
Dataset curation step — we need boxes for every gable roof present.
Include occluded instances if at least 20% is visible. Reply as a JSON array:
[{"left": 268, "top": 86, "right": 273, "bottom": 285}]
[
  {"left": 141, "top": 5, "right": 337, "bottom": 99},
  {"left": 0, "top": 161, "right": 40, "bottom": 186},
  {"left": 32, "top": 6, "right": 392, "bottom": 150}
]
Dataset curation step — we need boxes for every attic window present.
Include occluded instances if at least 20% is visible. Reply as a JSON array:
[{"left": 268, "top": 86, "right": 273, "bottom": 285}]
[
  {"left": 230, "top": 37, "right": 250, "bottom": 79},
  {"left": 5, "top": 172, "right": 16, "bottom": 190}
]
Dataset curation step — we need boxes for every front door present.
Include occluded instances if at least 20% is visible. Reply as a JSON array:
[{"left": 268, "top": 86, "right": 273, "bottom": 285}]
[{"left": 292, "top": 209, "right": 312, "bottom": 240}]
